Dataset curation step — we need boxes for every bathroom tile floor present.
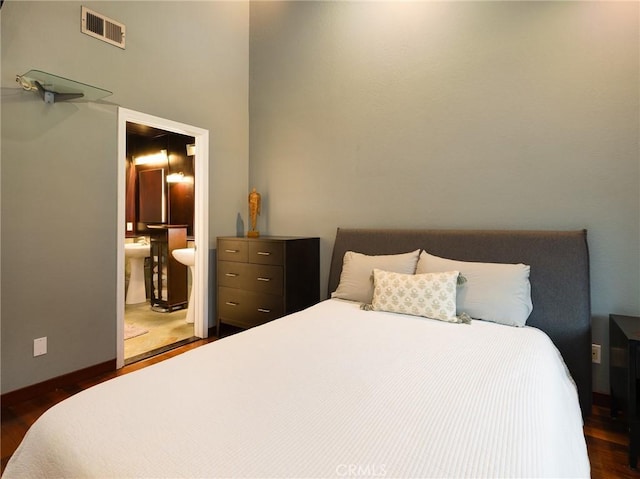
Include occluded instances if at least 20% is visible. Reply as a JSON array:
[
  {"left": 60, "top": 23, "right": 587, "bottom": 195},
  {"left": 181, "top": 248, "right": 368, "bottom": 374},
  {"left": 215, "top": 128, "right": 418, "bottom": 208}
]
[{"left": 124, "top": 302, "right": 195, "bottom": 364}]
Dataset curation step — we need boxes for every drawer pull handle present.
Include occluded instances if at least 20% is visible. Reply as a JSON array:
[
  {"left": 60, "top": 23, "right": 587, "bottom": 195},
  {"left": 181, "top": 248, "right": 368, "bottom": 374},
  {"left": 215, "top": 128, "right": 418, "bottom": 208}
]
[
  {"left": 258, "top": 308, "right": 271, "bottom": 313},
  {"left": 225, "top": 273, "right": 239, "bottom": 277},
  {"left": 257, "top": 277, "right": 271, "bottom": 282},
  {"left": 257, "top": 251, "right": 271, "bottom": 256},
  {"left": 225, "top": 249, "right": 239, "bottom": 253},
  {"left": 225, "top": 301, "right": 239, "bottom": 307}
]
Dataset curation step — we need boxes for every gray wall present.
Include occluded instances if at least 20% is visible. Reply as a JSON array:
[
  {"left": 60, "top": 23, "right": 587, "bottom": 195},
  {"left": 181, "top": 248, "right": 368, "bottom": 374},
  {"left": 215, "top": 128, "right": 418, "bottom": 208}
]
[
  {"left": 249, "top": 1, "right": 639, "bottom": 394},
  {"left": 1, "top": 1, "right": 249, "bottom": 393},
  {"left": 2, "top": 0, "right": 638, "bottom": 397}
]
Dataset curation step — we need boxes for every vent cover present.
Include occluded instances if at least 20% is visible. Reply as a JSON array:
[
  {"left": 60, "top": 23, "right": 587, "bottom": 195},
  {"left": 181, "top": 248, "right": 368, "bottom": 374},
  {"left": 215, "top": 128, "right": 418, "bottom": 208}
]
[{"left": 81, "top": 6, "right": 125, "bottom": 49}]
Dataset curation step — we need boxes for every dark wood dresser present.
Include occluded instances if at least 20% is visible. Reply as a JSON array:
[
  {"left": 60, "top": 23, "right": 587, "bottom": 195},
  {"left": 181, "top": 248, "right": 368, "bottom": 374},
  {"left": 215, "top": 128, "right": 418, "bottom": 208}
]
[{"left": 216, "top": 236, "right": 320, "bottom": 335}]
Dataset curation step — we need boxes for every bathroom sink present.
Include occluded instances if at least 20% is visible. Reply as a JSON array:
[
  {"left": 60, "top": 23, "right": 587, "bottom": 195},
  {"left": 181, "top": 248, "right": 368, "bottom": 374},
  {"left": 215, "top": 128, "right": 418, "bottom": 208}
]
[
  {"left": 124, "top": 243, "right": 151, "bottom": 258},
  {"left": 125, "top": 243, "right": 150, "bottom": 304},
  {"left": 172, "top": 248, "right": 196, "bottom": 323},
  {"left": 172, "top": 247, "right": 195, "bottom": 266}
]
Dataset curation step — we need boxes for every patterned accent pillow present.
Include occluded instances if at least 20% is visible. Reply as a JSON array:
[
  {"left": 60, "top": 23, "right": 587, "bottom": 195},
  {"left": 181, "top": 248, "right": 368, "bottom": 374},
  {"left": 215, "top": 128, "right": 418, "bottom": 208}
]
[{"left": 371, "top": 269, "right": 465, "bottom": 323}]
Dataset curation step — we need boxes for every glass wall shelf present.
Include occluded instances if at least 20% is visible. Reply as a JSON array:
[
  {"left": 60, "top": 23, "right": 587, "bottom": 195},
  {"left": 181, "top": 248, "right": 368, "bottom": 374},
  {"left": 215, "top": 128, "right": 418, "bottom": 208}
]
[{"left": 16, "top": 70, "right": 112, "bottom": 103}]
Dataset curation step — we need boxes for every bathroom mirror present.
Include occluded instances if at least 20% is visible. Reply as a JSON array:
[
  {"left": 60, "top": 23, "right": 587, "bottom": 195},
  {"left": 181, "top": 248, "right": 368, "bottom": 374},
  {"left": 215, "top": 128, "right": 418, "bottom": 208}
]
[
  {"left": 127, "top": 125, "right": 195, "bottom": 237},
  {"left": 138, "top": 168, "right": 166, "bottom": 223}
]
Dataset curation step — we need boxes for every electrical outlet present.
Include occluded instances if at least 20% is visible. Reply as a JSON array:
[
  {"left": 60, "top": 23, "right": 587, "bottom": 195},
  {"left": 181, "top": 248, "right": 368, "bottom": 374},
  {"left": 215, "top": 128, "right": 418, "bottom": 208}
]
[
  {"left": 33, "top": 337, "right": 47, "bottom": 357},
  {"left": 592, "top": 343, "right": 601, "bottom": 364}
]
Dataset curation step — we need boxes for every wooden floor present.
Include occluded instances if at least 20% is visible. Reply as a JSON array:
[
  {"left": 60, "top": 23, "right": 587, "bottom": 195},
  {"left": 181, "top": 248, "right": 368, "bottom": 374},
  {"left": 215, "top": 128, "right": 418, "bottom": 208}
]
[
  {"left": 586, "top": 404, "right": 640, "bottom": 478},
  {"left": 2, "top": 337, "right": 640, "bottom": 478}
]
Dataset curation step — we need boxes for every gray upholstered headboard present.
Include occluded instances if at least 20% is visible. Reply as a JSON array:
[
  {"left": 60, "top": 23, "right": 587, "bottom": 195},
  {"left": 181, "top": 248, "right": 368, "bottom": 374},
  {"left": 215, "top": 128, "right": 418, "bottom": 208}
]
[{"left": 328, "top": 228, "right": 592, "bottom": 415}]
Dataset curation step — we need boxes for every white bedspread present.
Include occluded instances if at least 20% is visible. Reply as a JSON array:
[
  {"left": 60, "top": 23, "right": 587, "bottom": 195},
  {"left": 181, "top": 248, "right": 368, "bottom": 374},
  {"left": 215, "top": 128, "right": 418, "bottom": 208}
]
[{"left": 4, "top": 299, "right": 589, "bottom": 478}]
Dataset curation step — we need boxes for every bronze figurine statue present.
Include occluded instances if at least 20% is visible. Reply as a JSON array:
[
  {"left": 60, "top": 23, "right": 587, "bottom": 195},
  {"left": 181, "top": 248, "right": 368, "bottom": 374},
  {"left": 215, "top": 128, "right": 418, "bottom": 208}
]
[{"left": 248, "top": 188, "right": 261, "bottom": 237}]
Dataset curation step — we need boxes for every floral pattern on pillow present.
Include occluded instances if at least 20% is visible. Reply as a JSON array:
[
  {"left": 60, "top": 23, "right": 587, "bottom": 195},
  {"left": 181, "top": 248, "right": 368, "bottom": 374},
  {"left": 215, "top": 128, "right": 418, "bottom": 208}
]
[{"left": 371, "top": 269, "right": 464, "bottom": 323}]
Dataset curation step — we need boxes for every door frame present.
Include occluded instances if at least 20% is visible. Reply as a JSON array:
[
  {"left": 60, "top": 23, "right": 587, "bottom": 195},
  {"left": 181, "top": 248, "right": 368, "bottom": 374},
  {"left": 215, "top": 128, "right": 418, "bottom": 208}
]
[{"left": 116, "top": 107, "right": 209, "bottom": 369}]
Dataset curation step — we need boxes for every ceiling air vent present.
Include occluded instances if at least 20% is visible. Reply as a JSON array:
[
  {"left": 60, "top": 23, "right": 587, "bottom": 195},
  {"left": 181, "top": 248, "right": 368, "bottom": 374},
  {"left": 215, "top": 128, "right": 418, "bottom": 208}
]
[{"left": 81, "top": 6, "right": 125, "bottom": 49}]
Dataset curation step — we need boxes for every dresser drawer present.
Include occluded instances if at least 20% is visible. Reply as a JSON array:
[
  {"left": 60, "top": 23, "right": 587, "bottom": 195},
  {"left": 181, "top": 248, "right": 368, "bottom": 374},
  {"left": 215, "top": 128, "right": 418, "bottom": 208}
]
[
  {"left": 218, "top": 261, "right": 283, "bottom": 295},
  {"left": 218, "top": 286, "right": 284, "bottom": 328},
  {"left": 248, "top": 241, "right": 284, "bottom": 265},
  {"left": 217, "top": 239, "right": 248, "bottom": 262}
]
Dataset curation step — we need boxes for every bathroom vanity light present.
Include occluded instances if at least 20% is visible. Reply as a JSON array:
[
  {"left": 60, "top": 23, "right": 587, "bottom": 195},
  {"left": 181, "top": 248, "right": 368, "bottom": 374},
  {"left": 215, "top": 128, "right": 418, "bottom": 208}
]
[
  {"left": 134, "top": 149, "right": 168, "bottom": 166},
  {"left": 166, "top": 172, "right": 184, "bottom": 183},
  {"left": 166, "top": 172, "right": 194, "bottom": 184},
  {"left": 186, "top": 144, "right": 196, "bottom": 157}
]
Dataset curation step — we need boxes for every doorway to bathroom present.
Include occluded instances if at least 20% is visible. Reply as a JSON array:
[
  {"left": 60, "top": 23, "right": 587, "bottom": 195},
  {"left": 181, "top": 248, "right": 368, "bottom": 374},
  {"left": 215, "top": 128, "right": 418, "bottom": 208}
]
[{"left": 116, "top": 108, "right": 209, "bottom": 369}]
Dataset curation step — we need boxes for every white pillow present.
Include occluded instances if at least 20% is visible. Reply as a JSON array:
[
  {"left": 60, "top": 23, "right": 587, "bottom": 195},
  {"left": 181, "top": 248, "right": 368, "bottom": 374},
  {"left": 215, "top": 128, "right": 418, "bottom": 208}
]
[
  {"left": 331, "top": 250, "right": 420, "bottom": 304},
  {"left": 371, "top": 269, "right": 466, "bottom": 323},
  {"left": 416, "top": 251, "right": 533, "bottom": 327}
]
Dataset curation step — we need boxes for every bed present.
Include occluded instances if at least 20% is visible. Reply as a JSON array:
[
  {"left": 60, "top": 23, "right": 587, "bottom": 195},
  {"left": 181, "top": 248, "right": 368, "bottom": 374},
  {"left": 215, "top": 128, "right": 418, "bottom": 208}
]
[{"left": 3, "top": 228, "right": 591, "bottom": 478}]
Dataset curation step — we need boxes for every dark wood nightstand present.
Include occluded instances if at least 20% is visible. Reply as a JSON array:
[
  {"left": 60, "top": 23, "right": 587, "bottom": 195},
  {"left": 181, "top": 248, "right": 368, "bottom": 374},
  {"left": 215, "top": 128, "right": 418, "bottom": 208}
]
[
  {"left": 610, "top": 314, "right": 640, "bottom": 469},
  {"left": 216, "top": 236, "right": 320, "bottom": 336}
]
